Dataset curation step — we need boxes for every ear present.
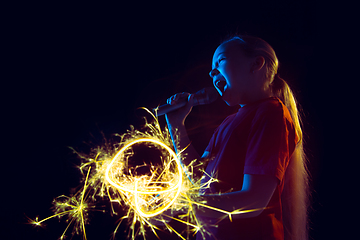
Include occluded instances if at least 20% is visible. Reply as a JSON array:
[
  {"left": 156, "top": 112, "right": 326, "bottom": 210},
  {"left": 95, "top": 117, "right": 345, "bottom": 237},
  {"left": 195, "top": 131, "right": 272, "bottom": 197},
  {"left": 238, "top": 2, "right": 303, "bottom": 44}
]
[{"left": 250, "top": 56, "right": 265, "bottom": 73}]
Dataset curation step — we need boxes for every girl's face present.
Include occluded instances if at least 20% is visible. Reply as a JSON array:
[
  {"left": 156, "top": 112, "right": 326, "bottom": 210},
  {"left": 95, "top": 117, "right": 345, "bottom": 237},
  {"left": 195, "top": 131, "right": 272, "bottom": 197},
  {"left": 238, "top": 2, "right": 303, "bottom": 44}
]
[{"left": 209, "top": 41, "right": 257, "bottom": 106}]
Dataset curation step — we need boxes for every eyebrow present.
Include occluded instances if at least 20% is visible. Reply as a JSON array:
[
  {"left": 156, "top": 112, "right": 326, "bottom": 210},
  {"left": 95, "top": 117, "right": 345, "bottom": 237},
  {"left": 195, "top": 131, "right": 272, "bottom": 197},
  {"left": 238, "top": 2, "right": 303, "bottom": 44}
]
[
  {"left": 212, "top": 52, "right": 226, "bottom": 68},
  {"left": 216, "top": 52, "right": 226, "bottom": 57}
]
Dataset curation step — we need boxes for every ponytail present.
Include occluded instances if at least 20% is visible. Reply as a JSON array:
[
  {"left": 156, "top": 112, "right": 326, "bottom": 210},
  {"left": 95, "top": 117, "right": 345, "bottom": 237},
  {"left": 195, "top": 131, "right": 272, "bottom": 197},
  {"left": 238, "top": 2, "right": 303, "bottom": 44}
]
[
  {"left": 272, "top": 73, "right": 309, "bottom": 240},
  {"left": 224, "top": 35, "right": 310, "bottom": 240},
  {"left": 271, "top": 74, "right": 302, "bottom": 142}
]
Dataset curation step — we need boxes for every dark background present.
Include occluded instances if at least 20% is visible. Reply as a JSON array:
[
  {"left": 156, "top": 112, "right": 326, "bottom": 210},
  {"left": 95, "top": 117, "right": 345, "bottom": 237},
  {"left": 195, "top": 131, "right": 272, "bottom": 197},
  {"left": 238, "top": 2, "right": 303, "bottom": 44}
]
[{"left": 5, "top": 1, "right": 342, "bottom": 239}]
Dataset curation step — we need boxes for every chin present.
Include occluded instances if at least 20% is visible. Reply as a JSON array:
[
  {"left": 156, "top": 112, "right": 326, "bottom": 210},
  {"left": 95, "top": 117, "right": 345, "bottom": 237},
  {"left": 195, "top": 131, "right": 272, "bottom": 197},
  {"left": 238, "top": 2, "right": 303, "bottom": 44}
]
[
  {"left": 221, "top": 91, "right": 233, "bottom": 106},
  {"left": 222, "top": 92, "right": 240, "bottom": 106},
  {"left": 223, "top": 98, "right": 237, "bottom": 106},
  {"left": 224, "top": 101, "right": 233, "bottom": 106}
]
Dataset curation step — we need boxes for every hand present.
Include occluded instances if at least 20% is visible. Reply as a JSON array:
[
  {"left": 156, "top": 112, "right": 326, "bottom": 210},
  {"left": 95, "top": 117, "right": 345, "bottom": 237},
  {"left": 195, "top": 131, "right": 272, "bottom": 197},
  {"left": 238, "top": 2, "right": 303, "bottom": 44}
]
[{"left": 165, "top": 92, "right": 194, "bottom": 126}]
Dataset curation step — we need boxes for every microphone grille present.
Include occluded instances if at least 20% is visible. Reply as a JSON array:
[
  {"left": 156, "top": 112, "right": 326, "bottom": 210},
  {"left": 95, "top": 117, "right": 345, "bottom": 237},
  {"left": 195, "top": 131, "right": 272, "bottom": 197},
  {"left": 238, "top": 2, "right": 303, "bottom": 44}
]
[{"left": 193, "top": 87, "right": 219, "bottom": 106}]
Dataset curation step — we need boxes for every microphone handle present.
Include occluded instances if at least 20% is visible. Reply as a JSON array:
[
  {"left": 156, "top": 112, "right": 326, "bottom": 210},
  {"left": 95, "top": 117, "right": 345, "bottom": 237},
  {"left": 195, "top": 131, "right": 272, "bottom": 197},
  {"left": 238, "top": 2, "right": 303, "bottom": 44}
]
[{"left": 155, "top": 99, "right": 187, "bottom": 116}]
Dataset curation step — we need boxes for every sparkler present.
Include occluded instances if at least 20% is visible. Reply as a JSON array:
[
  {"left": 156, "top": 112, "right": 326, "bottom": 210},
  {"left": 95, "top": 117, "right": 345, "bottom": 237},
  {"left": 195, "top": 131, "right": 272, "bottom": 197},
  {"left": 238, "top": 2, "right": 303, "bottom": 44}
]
[{"left": 28, "top": 108, "right": 262, "bottom": 240}]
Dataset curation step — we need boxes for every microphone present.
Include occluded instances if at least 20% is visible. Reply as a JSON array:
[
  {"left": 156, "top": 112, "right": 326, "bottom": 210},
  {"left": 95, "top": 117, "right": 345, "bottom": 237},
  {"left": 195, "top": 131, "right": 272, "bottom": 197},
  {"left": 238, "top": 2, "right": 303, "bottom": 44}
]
[{"left": 154, "top": 87, "right": 219, "bottom": 116}]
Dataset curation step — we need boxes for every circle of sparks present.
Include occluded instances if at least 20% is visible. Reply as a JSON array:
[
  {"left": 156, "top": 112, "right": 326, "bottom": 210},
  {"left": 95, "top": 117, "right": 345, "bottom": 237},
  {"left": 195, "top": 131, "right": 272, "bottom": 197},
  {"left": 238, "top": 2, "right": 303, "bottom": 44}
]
[
  {"left": 105, "top": 138, "right": 183, "bottom": 218},
  {"left": 29, "top": 109, "right": 264, "bottom": 240}
]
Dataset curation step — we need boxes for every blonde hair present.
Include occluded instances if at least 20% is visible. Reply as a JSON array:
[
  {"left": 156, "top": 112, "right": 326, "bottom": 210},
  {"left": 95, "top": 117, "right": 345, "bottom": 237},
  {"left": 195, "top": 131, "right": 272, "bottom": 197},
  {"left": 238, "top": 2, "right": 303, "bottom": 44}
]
[{"left": 224, "top": 35, "right": 310, "bottom": 240}]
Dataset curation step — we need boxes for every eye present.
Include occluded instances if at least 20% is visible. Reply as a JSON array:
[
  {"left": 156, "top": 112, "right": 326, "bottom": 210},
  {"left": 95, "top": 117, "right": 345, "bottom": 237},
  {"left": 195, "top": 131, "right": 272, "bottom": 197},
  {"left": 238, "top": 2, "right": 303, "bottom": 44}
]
[{"left": 218, "top": 57, "right": 226, "bottom": 64}]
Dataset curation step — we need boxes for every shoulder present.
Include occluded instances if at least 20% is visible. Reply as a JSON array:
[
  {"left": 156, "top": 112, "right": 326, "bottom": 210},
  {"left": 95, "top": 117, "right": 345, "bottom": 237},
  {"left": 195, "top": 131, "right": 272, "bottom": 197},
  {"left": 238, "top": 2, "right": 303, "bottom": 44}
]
[
  {"left": 254, "top": 97, "right": 285, "bottom": 118},
  {"left": 249, "top": 97, "right": 296, "bottom": 132},
  {"left": 251, "top": 98, "right": 296, "bottom": 138}
]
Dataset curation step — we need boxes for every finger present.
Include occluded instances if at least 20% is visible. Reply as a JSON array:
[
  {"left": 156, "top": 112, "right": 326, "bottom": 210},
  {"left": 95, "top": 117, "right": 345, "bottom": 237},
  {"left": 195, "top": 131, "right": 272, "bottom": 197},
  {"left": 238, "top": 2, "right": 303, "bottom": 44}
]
[
  {"left": 167, "top": 92, "right": 190, "bottom": 105},
  {"left": 167, "top": 95, "right": 177, "bottom": 105},
  {"left": 174, "top": 92, "right": 186, "bottom": 101},
  {"left": 168, "top": 93, "right": 183, "bottom": 105},
  {"left": 187, "top": 94, "right": 194, "bottom": 106}
]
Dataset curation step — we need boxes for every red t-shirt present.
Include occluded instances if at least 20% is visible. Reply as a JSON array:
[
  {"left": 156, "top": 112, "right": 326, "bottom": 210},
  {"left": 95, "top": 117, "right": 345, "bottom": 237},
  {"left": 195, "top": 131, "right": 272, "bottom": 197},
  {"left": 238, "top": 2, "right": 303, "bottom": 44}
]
[{"left": 197, "top": 97, "right": 298, "bottom": 240}]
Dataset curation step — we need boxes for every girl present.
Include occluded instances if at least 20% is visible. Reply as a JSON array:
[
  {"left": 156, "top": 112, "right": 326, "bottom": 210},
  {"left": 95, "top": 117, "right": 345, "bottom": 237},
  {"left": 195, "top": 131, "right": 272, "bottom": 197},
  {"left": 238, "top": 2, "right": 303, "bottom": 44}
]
[{"left": 165, "top": 35, "right": 309, "bottom": 240}]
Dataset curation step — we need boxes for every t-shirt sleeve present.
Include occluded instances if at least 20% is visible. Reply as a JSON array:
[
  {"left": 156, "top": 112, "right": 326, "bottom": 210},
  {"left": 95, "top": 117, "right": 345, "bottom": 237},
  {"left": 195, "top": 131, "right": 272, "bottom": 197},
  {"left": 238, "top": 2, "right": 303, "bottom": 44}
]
[
  {"left": 204, "top": 114, "right": 234, "bottom": 155},
  {"left": 204, "top": 127, "right": 218, "bottom": 154},
  {"left": 243, "top": 103, "right": 294, "bottom": 182}
]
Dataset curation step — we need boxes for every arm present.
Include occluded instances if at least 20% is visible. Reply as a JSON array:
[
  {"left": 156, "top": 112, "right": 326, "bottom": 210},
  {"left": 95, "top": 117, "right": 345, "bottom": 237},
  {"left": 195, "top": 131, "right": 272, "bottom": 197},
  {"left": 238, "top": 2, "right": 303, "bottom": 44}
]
[
  {"left": 197, "top": 174, "right": 278, "bottom": 219},
  {"left": 164, "top": 93, "right": 277, "bottom": 220},
  {"left": 165, "top": 93, "right": 201, "bottom": 166},
  {"left": 166, "top": 120, "right": 202, "bottom": 165}
]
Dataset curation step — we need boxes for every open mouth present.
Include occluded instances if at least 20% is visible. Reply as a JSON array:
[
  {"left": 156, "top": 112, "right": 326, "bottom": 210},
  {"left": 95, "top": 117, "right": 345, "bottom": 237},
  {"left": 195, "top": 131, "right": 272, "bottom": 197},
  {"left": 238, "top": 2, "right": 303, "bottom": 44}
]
[{"left": 215, "top": 79, "right": 226, "bottom": 94}]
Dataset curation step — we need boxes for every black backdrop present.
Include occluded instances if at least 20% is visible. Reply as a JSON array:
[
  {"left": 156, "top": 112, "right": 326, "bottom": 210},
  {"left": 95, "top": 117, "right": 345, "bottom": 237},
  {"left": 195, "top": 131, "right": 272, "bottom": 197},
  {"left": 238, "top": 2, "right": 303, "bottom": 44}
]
[{"left": 6, "top": 1, "right": 341, "bottom": 239}]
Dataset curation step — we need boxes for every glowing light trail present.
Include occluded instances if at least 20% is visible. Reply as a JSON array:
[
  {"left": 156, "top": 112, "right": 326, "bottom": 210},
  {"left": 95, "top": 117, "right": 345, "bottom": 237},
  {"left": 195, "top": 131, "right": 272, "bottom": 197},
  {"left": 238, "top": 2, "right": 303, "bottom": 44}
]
[
  {"left": 105, "top": 137, "right": 183, "bottom": 218},
  {"left": 29, "top": 108, "right": 263, "bottom": 240}
]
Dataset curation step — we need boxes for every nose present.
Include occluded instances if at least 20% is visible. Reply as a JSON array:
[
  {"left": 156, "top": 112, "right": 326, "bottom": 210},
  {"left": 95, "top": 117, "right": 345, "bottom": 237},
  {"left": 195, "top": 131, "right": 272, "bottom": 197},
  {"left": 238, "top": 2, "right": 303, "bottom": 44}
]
[{"left": 209, "top": 68, "right": 219, "bottom": 78}]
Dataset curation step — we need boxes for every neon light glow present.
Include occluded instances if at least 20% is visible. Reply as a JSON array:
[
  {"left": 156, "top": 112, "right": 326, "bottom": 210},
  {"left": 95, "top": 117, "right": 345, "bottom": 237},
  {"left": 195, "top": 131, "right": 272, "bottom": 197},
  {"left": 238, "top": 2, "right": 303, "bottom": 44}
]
[
  {"left": 28, "top": 109, "right": 262, "bottom": 240},
  {"left": 105, "top": 137, "right": 183, "bottom": 218}
]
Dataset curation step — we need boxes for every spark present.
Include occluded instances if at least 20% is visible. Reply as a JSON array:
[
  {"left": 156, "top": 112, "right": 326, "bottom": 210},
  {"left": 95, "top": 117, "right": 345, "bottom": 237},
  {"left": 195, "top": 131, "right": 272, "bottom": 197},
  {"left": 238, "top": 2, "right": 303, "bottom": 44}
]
[
  {"left": 105, "top": 137, "right": 183, "bottom": 219},
  {"left": 29, "top": 108, "right": 263, "bottom": 239},
  {"left": 29, "top": 166, "right": 93, "bottom": 239}
]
